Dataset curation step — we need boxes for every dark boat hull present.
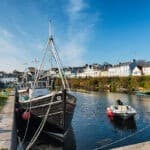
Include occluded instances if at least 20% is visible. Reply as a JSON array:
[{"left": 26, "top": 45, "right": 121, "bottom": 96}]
[
  {"left": 113, "top": 113, "right": 136, "bottom": 120},
  {"left": 15, "top": 91, "right": 76, "bottom": 138}
]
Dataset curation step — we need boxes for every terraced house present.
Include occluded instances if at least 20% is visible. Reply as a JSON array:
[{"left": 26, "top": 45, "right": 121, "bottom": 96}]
[{"left": 108, "top": 60, "right": 137, "bottom": 77}]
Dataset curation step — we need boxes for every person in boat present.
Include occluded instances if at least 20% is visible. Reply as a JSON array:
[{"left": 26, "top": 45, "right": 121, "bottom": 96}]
[
  {"left": 51, "top": 77, "right": 56, "bottom": 90},
  {"left": 116, "top": 99, "right": 123, "bottom": 105}
]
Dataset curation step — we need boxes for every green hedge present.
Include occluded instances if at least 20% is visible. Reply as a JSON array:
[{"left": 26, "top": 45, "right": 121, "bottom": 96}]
[{"left": 56, "top": 76, "right": 150, "bottom": 93}]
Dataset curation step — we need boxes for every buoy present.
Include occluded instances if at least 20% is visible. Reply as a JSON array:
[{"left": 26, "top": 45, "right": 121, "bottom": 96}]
[
  {"left": 15, "top": 108, "right": 19, "bottom": 112},
  {"left": 107, "top": 107, "right": 114, "bottom": 117},
  {"left": 22, "top": 111, "right": 31, "bottom": 120}
]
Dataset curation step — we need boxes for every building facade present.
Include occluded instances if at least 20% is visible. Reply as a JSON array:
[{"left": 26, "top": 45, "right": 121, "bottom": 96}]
[
  {"left": 108, "top": 60, "right": 137, "bottom": 77},
  {"left": 142, "top": 62, "right": 150, "bottom": 75},
  {"left": 132, "top": 66, "right": 142, "bottom": 76}
]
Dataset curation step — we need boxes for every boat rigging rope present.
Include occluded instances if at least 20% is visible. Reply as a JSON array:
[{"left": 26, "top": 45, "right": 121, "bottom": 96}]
[
  {"left": 53, "top": 40, "right": 70, "bottom": 91},
  {"left": 20, "top": 41, "right": 49, "bottom": 147},
  {"left": 50, "top": 40, "right": 66, "bottom": 89},
  {"left": 25, "top": 94, "right": 55, "bottom": 150},
  {"left": 94, "top": 123, "right": 150, "bottom": 150}
]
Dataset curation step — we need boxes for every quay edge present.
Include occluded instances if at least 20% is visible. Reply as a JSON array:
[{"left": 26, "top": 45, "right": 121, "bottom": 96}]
[
  {"left": 112, "top": 141, "right": 150, "bottom": 150},
  {"left": 0, "top": 91, "right": 18, "bottom": 150}
]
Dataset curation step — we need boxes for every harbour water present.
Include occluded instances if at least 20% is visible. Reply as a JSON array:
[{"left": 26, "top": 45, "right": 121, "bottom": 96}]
[
  {"left": 71, "top": 91, "right": 150, "bottom": 150},
  {"left": 26, "top": 91, "right": 150, "bottom": 150}
]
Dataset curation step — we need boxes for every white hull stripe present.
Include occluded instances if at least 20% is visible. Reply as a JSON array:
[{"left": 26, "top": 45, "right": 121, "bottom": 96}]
[{"left": 30, "top": 100, "right": 63, "bottom": 109}]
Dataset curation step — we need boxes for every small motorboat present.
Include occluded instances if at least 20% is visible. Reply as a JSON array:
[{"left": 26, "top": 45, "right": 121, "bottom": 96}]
[{"left": 107, "top": 99, "right": 136, "bottom": 120}]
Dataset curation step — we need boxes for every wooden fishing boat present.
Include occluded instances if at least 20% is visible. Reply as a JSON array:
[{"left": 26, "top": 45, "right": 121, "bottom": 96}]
[{"left": 15, "top": 22, "right": 76, "bottom": 142}]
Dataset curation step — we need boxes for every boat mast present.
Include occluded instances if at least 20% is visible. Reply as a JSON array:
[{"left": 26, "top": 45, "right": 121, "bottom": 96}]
[
  {"left": 48, "top": 20, "right": 66, "bottom": 89},
  {"left": 49, "top": 20, "right": 53, "bottom": 39}
]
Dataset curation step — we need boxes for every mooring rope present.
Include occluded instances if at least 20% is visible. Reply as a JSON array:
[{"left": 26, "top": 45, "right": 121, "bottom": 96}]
[
  {"left": 94, "top": 123, "right": 150, "bottom": 150},
  {"left": 25, "top": 94, "right": 55, "bottom": 150}
]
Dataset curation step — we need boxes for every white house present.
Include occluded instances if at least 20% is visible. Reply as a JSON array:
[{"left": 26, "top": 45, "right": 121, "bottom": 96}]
[
  {"left": 142, "top": 63, "right": 150, "bottom": 75},
  {"left": 0, "top": 76, "right": 18, "bottom": 84},
  {"left": 76, "top": 72, "right": 83, "bottom": 78},
  {"left": 132, "top": 66, "right": 142, "bottom": 76},
  {"left": 100, "top": 70, "right": 109, "bottom": 77},
  {"left": 77, "top": 65, "right": 101, "bottom": 78},
  {"left": 0, "top": 72, "right": 18, "bottom": 84},
  {"left": 64, "top": 70, "right": 72, "bottom": 78},
  {"left": 108, "top": 60, "right": 137, "bottom": 77}
]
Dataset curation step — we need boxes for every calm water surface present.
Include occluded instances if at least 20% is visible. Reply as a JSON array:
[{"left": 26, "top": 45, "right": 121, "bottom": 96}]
[{"left": 71, "top": 91, "right": 150, "bottom": 150}]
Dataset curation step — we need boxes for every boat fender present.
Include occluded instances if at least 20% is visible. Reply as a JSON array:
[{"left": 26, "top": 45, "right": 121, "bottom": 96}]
[
  {"left": 107, "top": 107, "right": 114, "bottom": 117},
  {"left": 22, "top": 111, "right": 31, "bottom": 120},
  {"left": 15, "top": 108, "right": 19, "bottom": 112}
]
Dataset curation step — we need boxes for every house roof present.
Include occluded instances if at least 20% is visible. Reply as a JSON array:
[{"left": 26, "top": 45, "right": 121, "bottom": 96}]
[
  {"left": 133, "top": 65, "right": 142, "bottom": 71},
  {"left": 113, "top": 62, "right": 131, "bottom": 68}
]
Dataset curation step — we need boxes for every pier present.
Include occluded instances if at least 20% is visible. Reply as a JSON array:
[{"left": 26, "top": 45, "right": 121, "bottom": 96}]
[{"left": 0, "top": 91, "right": 17, "bottom": 150}]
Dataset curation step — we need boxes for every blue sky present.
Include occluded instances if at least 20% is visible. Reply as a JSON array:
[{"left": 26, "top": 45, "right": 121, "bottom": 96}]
[{"left": 0, "top": 0, "right": 150, "bottom": 72}]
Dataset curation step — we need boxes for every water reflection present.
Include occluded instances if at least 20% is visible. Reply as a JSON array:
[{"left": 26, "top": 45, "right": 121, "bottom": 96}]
[
  {"left": 108, "top": 117, "right": 137, "bottom": 132},
  {"left": 64, "top": 127, "right": 76, "bottom": 150},
  {"left": 22, "top": 126, "right": 76, "bottom": 150}
]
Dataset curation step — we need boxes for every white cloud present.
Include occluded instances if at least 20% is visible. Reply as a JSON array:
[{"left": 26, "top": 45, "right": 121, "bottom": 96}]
[
  {"left": 59, "top": 0, "right": 99, "bottom": 66},
  {"left": 0, "top": 27, "right": 32, "bottom": 72},
  {"left": 0, "top": 28, "right": 14, "bottom": 39},
  {"left": 67, "top": 0, "right": 88, "bottom": 15},
  {"left": 0, "top": 25, "right": 49, "bottom": 72},
  {"left": 60, "top": 40, "right": 86, "bottom": 66}
]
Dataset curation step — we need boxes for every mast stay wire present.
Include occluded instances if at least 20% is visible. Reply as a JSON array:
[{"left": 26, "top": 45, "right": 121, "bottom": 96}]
[
  {"left": 49, "top": 20, "right": 70, "bottom": 91},
  {"left": 52, "top": 40, "right": 70, "bottom": 91},
  {"left": 49, "top": 39, "right": 66, "bottom": 89}
]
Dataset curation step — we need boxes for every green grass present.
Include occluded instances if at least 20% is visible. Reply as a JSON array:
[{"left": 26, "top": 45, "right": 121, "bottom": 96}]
[
  {"left": 0, "top": 89, "right": 9, "bottom": 111},
  {"left": 0, "top": 96, "right": 7, "bottom": 111}
]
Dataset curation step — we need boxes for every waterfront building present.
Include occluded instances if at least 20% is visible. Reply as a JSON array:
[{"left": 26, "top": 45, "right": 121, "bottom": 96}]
[
  {"left": 63, "top": 68, "right": 72, "bottom": 78},
  {"left": 76, "top": 64, "right": 101, "bottom": 78},
  {"left": 142, "top": 62, "right": 150, "bottom": 75},
  {"left": 47, "top": 69, "right": 58, "bottom": 77},
  {"left": 0, "top": 72, "right": 18, "bottom": 84},
  {"left": 100, "top": 63, "right": 112, "bottom": 77},
  {"left": 132, "top": 66, "right": 143, "bottom": 76},
  {"left": 100, "top": 70, "right": 109, "bottom": 77},
  {"left": 108, "top": 60, "right": 137, "bottom": 77},
  {"left": 62, "top": 67, "right": 84, "bottom": 78},
  {"left": 0, "top": 71, "right": 5, "bottom": 77}
]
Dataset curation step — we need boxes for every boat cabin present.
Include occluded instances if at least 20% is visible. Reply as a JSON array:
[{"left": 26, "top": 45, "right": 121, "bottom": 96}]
[{"left": 18, "top": 80, "right": 51, "bottom": 100}]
